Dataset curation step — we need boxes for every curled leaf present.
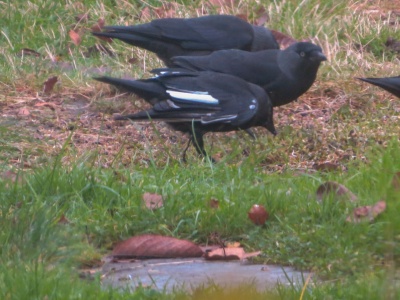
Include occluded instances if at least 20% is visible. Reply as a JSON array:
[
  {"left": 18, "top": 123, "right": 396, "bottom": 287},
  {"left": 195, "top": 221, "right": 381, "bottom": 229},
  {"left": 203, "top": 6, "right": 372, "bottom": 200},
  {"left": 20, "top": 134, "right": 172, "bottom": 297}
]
[
  {"left": 142, "top": 192, "right": 163, "bottom": 210},
  {"left": 112, "top": 234, "right": 203, "bottom": 259},
  {"left": 69, "top": 29, "right": 82, "bottom": 46},
  {"left": 316, "top": 181, "right": 358, "bottom": 202},
  {"left": 346, "top": 200, "right": 386, "bottom": 223},
  {"left": 43, "top": 76, "right": 58, "bottom": 94}
]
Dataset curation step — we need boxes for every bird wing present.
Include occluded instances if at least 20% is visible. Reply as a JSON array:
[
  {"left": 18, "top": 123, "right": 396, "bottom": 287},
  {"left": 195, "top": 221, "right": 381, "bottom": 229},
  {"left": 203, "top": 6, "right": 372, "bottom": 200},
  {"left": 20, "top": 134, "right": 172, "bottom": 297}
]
[
  {"left": 142, "top": 72, "right": 260, "bottom": 126},
  {"left": 357, "top": 76, "right": 400, "bottom": 98},
  {"left": 100, "top": 15, "right": 253, "bottom": 51},
  {"left": 171, "top": 49, "right": 281, "bottom": 87}
]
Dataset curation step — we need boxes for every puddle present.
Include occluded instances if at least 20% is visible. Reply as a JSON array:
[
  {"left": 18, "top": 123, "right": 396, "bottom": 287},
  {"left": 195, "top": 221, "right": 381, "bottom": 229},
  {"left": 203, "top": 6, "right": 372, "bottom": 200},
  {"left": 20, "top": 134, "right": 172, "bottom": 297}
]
[{"left": 101, "top": 258, "right": 309, "bottom": 292}]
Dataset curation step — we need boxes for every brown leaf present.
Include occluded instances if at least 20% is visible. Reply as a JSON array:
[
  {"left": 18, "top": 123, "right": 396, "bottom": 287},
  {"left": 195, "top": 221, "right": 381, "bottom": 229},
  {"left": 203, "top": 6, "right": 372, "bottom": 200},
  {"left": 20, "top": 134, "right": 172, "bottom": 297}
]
[
  {"left": 75, "top": 13, "right": 89, "bottom": 23},
  {"left": 248, "top": 204, "right": 269, "bottom": 225},
  {"left": 204, "top": 247, "right": 260, "bottom": 260},
  {"left": 154, "top": 3, "right": 177, "bottom": 19},
  {"left": 271, "top": 30, "right": 298, "bottom": 49},
  {"left": 17, "top": 107, "right": 30, "bottom": 117},
  {"left": 58, "top": 214, "right": 70, "bottom": 224},
  {"left": 226, "top": 241, "right": 240, "bottom": 248},
  {"left": 16, "top": 48, "right": 41, "bottom": 57},
  {"left": 313, "top": 162, "right": 342, "bottom": 172},
  {"left": 69, "top": 29, "right": 82, "bottom": 46},
  {"left": 142, "top": 192, "right": 163, "bottom": 210},
  {"left": 1, "top": 170, "right": 18, "bottom": 182},
  {"left": 112, "top": 234, "right": 203, "bottom": 258},
  {"left": 34, "top": 102, "right": 57, "bottom": 111},
  {"left": 391, "top": 172, "right": 400, "bottom": 190},
  {"left": 140, "top": 6, "right": 152, "bottom": 22},
  {"left": 254, "top": 6, "right": 270, "bottom": 26},
  {"left": 205, "top": 247, "right": 245, "bottom": 260},
  {"left": 316, "top": 181, "right": 358, "bottom": 202},
  {"left": 208, "top": 198, "right": 220, "bottom": 209},
  {"left": 346, "top": 200, "right": 386, "bottom": 223},
  {"left": 91, "top": 19, "right": 112, "bottom": 43},
  {"left": 43, "top": 76, "right": 58, "bottom": 94}
]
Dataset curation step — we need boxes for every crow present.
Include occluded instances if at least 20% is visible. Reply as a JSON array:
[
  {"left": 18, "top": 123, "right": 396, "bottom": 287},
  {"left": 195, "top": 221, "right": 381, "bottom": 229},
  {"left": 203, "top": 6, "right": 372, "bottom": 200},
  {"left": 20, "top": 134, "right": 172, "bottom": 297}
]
[
  {"left": 357, "top": 76, "right": 400, "bottom": 98},
  {"left": 95, "top": 71, "right": 276, "bottom": 162},
  {"left": 92, "top": 15, "right": 279, "bottom": 67},
  {"left": 168, "top": 42, "right": 327, "bottom": 107}
]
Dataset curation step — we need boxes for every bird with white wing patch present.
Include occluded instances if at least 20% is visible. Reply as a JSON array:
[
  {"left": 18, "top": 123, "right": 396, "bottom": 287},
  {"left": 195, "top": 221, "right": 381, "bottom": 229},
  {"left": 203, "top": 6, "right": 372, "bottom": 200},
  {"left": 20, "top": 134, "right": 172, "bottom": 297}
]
[{"left": 95, "top": 70, "right": 276, "bottom": 162}]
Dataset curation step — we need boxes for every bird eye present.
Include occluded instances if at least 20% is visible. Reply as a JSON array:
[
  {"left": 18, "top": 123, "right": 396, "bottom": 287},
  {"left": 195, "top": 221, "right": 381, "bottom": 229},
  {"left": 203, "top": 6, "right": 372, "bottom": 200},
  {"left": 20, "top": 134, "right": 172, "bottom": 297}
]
[{"left": 300, "top": 51, "right": 305, "bottom": 57}]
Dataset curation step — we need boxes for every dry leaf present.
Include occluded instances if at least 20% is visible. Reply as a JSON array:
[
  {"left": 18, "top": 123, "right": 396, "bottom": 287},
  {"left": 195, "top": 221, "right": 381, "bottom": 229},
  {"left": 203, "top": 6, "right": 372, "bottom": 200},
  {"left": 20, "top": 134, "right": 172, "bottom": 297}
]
[
  {"left": 112, "top": 234, "right": 203, "bottom": 258},
  {"left": 142, "top": 192, "right": 163, "bottom": 209},
  {"left": 43, "top": 76, "right": 58, "bottom": 94},
  {"left": 313, "top": 162, "right": 342, "bottom": 172},
  {"left": 140, "top": 6, "right": 152, "bottom": 21},
  {"left": 254, "top": 6, "right": 270, "bottom": 26},
  {"left": 208, "top": 198, "right": 219, "bottom": 209},
  {"left": 248, "top": 204, "right": 269, "bottom": 225},
  {"left": 91, "top": 19, "right": 112, "bottom": 43},
  {"left": 316, "top": 181, "right": 358, "bottom": 202},
  {"left": 34, "top": 102, "right": 57, "bottom": 110},
  {"left": 271, "top": 30, "right": 298, "bottom": 49},
  {"left": 58, "top": 214, "right": 70, "bottom": 224},
  {"left": 204, "top": 247, "right": 261, "bottom": 260},
  {"left": 69, "top": 29, "right": 82, "bottom": 46},
  {"left": 226, "top": 241, "right": 240, "bottom": 248},
  {"left": 17, "top": 107, "right": 30, "bottom": 116},
  {"left": 17, "top": 48, "right": 41, "bottom": 57},
  {"left": 346, "top": 200, "right": 386, "bottom": 223},
  {"left": 75, "top": 13, "right": 89, "bottom": 23},
  {"left": 391, "top": 172, "right": 400, "bottom": 190}
]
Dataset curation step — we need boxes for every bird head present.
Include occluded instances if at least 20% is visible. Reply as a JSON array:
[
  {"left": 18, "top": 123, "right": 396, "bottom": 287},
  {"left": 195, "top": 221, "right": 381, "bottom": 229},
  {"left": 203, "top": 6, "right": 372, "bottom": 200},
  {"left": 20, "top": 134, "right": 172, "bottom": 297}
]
[{"left": 287, "top": 42, "right": 327, "bottom": 63}]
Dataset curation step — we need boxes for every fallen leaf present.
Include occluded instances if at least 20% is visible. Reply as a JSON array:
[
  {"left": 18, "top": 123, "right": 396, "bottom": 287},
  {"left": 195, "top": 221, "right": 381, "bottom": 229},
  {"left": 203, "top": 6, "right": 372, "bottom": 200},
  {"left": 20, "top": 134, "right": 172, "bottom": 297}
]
[
  {"left": 142, "top": 192, "right": 163, "bottom": 209},
  {"left": 346, "top": 200, "right": 386, "bottom": 223},
  {"left": 58, "top": 214, "right": 70, "bottom": 224},
  {"left": 75, "top": 13, "right": 89, "bottom": 23},
  {"left": 208, "top": 198, "right": 219, "bottom": 209},
  {"left": 271, "top": 30, "right": 298, "bottom": 49},
  {"left": 248, "top": 204, "right": 269, "bottom": 225},
  {"left": 34, "top": 102, "right": 57, "bottom": 110},
  {"left": 17, "top": 107, "right": 30, "bottom": 117},
  {"left": 254, "top": 6, "right": 270, "bottom": 26},
  {"left": 391, "top": 172, "right": 400, "bottom": 190},
  {"left": 226, "top": 241, "right": 240, "bottom": 248},
  {"left": 69, "top": 29, "right": 82, "bottom": 46},
  {"left": 111, "top": 234, "right": 203, "bottom": 258},
  {"left": 316, "top": 181, "right": 358, "bottom": 202},
  {"left": 313, "top": 162, "right": 342, "bottom": 172},
  {"left": 0, "top": 170, "right": 18, "bottom": 182},
  {"left": 140, "top": 6, "right": 152, "bottom": 21},
  {"left": 43, "top": 76, "right": 58, "bottom": 94},
  {"left": 204, "top": 247, "right": 261, "bottom": 260},
  {"left": 16, "top": 48, "right": 41, "bottom": 57},
  {"left": 91, "top": 19, "right": 112, "bottom": 43}
]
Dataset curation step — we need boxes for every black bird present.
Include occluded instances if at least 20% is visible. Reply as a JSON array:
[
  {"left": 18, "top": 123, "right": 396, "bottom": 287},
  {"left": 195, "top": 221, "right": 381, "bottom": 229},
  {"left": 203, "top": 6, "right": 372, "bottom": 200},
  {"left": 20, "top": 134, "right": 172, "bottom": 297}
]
[
  {"left": 95, "top": 71, "right": 276, "bottom": 161},
  {"left": 357, "top": 76, "right": 400, "bottom": 98},
  {"left": 168, "top": 42, "right": 327, "bottom": 107},
  {"left": 92, "top": 15, "right": 279, "bottom": 67}
]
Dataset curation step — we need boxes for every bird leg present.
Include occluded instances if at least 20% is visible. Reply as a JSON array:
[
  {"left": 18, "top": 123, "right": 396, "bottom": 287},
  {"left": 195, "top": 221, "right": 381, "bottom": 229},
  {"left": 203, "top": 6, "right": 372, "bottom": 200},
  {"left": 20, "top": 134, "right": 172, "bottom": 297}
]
[
  {"left": 191, "top": 130, "right": 216, "bottom": 163},
  {"left": 182, "top": 138, "right": 192, "bottom": 163}
]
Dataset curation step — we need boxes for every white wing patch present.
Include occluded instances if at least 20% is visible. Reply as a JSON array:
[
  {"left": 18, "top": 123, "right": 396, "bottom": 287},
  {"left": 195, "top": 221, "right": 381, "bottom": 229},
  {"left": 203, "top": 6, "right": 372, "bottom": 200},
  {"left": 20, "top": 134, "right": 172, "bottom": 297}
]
[{"left": 167, "top": 90, "right": 219, "bottom": 104}]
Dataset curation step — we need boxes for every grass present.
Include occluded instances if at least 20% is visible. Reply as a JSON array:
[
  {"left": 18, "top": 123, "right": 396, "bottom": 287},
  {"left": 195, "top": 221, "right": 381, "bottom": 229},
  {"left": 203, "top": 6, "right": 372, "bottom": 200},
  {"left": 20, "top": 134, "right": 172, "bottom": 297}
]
[{"left": 1, "top": 0, "right": 400, "bottom": 299}]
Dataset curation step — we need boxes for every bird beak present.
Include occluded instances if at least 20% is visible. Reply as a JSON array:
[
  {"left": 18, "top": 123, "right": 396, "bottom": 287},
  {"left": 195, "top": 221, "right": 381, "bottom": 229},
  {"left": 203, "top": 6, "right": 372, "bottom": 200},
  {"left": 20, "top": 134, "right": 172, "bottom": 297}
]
[{"left": 310, "top": 51, "right": 327, "bottom": 62}]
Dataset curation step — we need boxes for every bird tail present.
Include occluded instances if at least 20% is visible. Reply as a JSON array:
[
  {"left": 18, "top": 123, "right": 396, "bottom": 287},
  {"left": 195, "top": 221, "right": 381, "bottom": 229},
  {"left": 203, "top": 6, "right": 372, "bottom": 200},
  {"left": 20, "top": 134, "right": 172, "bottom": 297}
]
[
  {"left": 357, "top": 77, "right": 400, "bottom": 98},
  {"left": 94, "top": 76, "right": 166, "bottom": 103}
]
